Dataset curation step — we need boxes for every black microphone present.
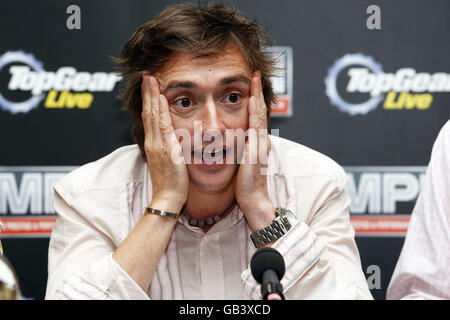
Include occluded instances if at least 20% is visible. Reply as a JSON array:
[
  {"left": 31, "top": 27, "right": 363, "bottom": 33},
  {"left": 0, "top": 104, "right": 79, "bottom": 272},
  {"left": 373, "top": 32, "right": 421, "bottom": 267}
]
[{"left": 250, "top": 247, "right": 285, "bottom": 300}]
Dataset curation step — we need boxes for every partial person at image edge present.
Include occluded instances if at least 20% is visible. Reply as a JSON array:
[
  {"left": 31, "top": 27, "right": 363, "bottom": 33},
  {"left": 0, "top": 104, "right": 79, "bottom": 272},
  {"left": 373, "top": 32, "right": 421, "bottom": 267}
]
[{"left": 387, "top": 119, "right": 450, "bottom": 300}]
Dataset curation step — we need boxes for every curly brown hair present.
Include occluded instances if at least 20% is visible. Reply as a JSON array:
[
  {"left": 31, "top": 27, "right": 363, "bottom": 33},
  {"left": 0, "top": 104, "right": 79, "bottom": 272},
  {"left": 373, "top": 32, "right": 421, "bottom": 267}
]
[{"left": 115, "top": 2, "right": 277, "bottom": 157}]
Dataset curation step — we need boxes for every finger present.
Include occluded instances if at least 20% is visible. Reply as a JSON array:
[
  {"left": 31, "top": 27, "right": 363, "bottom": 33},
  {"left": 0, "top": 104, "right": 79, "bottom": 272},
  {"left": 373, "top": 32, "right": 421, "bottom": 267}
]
[
  {"left": 158, "top": 94, "right": 175, "bottom": 139},
  {"left": 256, "top": 72, "right": 268, "bottom": 130},
  {"left": 259, "top": 130, "right": 269, "bottom": 168},
  {"left": 159, "top": 94, "right": 186, "bottom": 160},
  {"left": 148, "top": 76, "right": 161, "bottom": 139},
  {"left": 248, "top": 84, "right": 260, "bottom": 130},
  {"left": 242, "top": 131, "right": 258, "bottom": 165},
  {"left": 249, "top": 72, "right": 268, "bottom": 128},
  {"left": 251, "top": 72, "right": 270, "bottom": 167},
  {"left": 255, "top": 72, "right": 270, "bottom": 153},
  {"left": 141, "top": 75, "right": 153, "bottom": 137},
  {"left": 244, "top": 107, "right": 259, "bottom": 166},
  {"left": 249, "top": 71, "right": 259, "bottom": 98}
]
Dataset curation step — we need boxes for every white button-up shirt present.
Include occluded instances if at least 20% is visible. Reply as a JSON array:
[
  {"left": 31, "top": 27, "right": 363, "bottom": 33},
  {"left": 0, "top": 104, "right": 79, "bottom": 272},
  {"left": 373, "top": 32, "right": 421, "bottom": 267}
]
[
  {"left": 387, "top": 120, "right": 450, "bottom": 300},
  {"left": 45, "top": 135, "right": 372, "bottom": 300}
]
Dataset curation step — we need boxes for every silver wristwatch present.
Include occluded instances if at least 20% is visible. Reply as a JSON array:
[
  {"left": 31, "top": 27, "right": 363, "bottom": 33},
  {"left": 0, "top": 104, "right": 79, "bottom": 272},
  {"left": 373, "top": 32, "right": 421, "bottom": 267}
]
[{"left": 250, "top": 207, "right": 297, "bottom": 248}]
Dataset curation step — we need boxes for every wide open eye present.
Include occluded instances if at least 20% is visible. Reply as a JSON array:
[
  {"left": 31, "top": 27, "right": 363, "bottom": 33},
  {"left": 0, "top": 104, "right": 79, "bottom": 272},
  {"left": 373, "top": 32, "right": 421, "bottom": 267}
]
[
  {"left": 175, "top": 97, "right": 193, "bottom": 108},
  {"left": 223, "top": 93, "right": 242, "bottom": 104}
]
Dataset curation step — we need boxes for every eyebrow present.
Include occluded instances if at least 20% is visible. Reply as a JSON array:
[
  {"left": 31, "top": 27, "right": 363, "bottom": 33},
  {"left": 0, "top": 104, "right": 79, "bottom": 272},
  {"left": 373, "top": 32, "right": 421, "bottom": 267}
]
[
  {"left": 162, "top": 75, "right": 250, "bottom": 93},
  {"left": 163, "top": 81, "right": 196, "bottom": 92},
  {"left": 220, "top": 75, "right": 250, "bottom": 86}
]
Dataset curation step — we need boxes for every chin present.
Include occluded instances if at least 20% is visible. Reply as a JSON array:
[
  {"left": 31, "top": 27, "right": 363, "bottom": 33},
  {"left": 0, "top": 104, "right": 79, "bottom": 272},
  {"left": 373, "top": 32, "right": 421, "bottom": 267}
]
[{"left": 187, "top": 163, "right": 237, "bottom": 192}]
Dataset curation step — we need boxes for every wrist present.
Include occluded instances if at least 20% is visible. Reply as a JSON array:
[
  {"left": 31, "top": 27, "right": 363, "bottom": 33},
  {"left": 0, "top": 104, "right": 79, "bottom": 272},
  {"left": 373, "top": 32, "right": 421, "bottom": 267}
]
[
  {"left": 242, "top": 198, "right": 276, "bottom": 232},
  {"left": 250, "top": 207, "right": 297, "bottom": 248},
  {"left": 149, "top": 196, "right": 184, "bottom": 215}
]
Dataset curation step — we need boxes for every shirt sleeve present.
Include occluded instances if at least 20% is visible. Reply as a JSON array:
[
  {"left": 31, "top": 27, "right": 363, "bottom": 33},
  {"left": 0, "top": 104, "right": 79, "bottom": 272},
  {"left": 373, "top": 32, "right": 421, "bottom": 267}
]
[
  {"left": 387, "top": 121, "right": 450, "bottom": 300},
  {"left": 45, "top": 190, "right": 149, "bottom": 300},
  {"left": 241, "top": 170, "right": 373, "bottom": 300}
]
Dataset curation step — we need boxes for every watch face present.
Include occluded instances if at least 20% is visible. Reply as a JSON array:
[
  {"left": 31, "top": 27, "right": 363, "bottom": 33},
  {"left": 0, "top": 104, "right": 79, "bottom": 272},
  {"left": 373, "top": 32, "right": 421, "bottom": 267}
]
[{"left": 284, "top": 210, "right": 297, "bottom": 227}]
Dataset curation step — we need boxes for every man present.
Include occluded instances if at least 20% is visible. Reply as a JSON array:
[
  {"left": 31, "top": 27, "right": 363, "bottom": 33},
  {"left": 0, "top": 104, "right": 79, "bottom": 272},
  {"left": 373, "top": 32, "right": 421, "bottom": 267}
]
[
  {"left": 45, "top": 2, "right": 371, "bottom": 300},
  {"left": 387, "top": 119, "right": 450, "bottom": 300}
]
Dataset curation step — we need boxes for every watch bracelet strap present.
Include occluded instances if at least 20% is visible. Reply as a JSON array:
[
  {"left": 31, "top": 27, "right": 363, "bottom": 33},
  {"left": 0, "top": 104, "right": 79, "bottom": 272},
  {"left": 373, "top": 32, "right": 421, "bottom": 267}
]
[
  {"left": 145, "top": 207, "right": 179, "bottom": 219},
  {"left": 250, "top": 215, "right": 292, "bottom": 248}
]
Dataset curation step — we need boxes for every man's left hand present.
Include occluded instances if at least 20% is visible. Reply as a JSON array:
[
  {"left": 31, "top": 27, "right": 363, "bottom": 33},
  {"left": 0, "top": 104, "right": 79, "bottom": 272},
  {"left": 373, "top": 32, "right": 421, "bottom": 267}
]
[{"left": 235, "top": 71, "right": 276, "bottom": 232}]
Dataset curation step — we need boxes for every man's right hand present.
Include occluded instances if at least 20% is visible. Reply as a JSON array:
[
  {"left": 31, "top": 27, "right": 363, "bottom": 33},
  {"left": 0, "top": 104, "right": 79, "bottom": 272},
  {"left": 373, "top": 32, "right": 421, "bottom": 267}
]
[{"left": 141, "top": 75, "right": 189, "bottom": 214}]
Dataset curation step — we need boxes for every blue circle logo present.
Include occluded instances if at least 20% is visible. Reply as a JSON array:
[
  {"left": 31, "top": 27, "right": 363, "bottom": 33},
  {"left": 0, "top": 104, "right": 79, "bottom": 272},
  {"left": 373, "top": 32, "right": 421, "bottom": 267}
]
[
  {"left": 0, "top": 51, "right": 46, "bottom": 114},
  {"left": 324, "top": 53, "right": 384, "bottom": 115}
]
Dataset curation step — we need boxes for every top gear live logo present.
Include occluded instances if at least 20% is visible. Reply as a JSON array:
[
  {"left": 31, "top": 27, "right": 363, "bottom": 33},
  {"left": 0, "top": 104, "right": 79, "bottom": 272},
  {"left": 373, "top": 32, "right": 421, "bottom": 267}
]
[
  {"left": 325, "top": 53, "right": 450, "bottom": 115},
  {"left": 0, "top": 51, "right": 122, "bottom": 114}
]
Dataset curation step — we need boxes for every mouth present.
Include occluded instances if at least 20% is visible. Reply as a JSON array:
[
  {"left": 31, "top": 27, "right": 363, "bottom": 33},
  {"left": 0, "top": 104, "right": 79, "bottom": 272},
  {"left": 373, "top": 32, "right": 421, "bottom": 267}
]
[{"left": 191, "top": 147, "right": 231, "bottom": 167}]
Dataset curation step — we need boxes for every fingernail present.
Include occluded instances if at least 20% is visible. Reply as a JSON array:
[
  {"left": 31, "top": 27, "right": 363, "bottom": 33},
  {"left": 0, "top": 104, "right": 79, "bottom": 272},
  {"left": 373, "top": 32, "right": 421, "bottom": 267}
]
[
  {"left": 252, "top": 75, "right": 259, "bottom": 87},
  {"left": 142, "top": 74, "right": 150, "bottom": 85},
  {"left": 149, "top": 76, "right": 160, "bottom": 89}
]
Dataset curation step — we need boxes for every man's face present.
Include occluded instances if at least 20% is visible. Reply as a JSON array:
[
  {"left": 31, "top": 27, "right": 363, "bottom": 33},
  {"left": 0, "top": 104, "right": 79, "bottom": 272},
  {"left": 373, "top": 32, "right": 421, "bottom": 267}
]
[{"left": 156, "top": 46, "right": 253, "bottom": 192}]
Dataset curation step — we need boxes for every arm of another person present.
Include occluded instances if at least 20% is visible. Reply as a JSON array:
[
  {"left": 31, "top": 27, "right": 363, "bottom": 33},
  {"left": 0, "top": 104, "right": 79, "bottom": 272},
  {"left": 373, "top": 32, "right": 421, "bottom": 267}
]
[{"left": 387, "top": 120, "right": 450, "bottom": 300}]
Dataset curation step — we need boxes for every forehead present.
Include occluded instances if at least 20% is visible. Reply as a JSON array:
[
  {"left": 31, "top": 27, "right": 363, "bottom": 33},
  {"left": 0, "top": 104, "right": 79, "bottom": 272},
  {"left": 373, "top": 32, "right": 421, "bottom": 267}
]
[{"left": 156, "top": 46, "right": 253, "bottom": 88}]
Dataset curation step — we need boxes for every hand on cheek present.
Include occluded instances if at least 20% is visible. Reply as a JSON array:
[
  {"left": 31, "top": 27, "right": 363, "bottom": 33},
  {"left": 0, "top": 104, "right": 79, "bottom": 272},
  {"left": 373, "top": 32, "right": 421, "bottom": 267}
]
[
  {"left": 235, "top": 71, "right": 275, "bottom": 232},
  {"left": 141, "top": 75, "right": 189, "bottom": 214}
]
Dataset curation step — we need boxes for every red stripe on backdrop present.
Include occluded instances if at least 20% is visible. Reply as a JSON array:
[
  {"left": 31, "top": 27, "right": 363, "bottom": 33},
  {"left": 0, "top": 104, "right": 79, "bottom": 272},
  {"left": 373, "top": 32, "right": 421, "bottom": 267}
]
[
  {"left": 0, "top": 217, "right": 56, "bottom": 237},
  {"left": 351, "top": 215, "right": 410, "bottom": 236},
  {"left": 0, "top": 215, "right": 410, "bottom": 237}
]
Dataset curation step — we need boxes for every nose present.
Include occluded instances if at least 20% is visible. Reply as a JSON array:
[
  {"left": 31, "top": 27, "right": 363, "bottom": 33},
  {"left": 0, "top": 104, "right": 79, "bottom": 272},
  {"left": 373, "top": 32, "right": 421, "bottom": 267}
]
[{"left": 199, "top": 98, "right": 226, "bottom": 143}]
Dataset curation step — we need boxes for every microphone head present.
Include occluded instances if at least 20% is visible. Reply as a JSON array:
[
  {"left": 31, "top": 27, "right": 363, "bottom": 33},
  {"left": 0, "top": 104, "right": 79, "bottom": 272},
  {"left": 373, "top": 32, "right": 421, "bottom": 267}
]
[{"left": 250, "top": 247, "right": 285, "bottom": 284}]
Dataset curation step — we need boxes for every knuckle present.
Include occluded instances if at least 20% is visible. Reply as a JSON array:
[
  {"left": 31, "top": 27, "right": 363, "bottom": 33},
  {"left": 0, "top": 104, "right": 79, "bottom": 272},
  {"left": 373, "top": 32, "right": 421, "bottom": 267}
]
[
  {"left": 258, "top": 112, "right": 266, "bottom": 121},
  {"left": 159, "top": 121, "right": 171, "bottom": 133},
  {"left": 262, "top": 106, "right": 268, "bottom": 115},
  {"left": 144, "top": 144, "right": 152, "bottom": 156},
  {"left": 141, "top": 108, "right": 150, "bottom": 118},
  {"left": 150, "top": 108, "right": 158, "bottom": 120}
]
